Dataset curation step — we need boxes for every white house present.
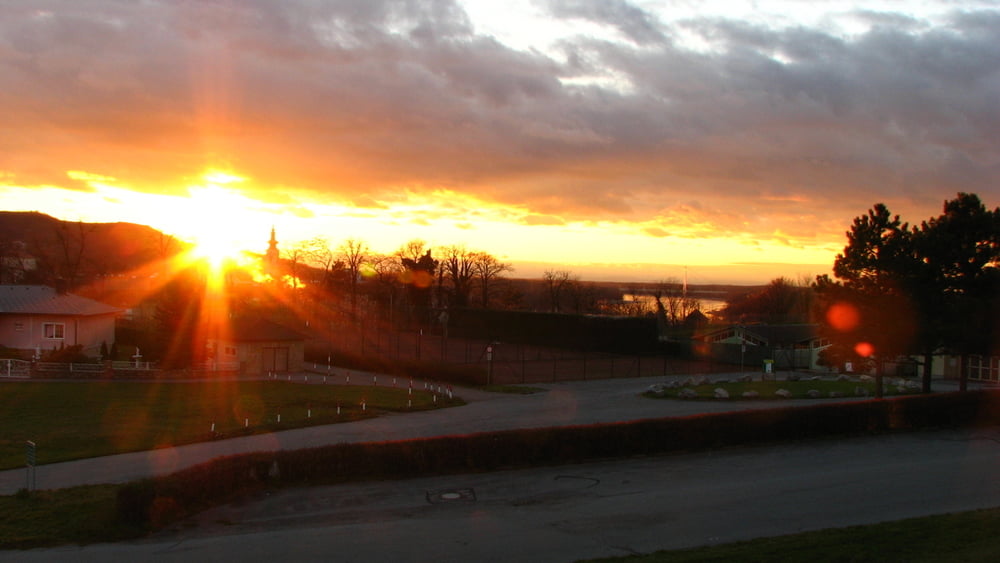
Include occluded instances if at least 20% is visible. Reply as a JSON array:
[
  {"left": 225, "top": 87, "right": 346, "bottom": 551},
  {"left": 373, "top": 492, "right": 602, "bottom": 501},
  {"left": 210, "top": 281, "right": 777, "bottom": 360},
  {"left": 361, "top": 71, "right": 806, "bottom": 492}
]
[{"left": 0, "top": 285, "right": 122, "bottom": 358}]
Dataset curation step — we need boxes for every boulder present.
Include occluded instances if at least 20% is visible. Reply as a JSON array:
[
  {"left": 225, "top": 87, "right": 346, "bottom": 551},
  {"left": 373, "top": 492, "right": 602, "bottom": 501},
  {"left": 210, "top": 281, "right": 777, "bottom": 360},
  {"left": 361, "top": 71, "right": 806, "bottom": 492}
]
[
  {"left": 692, "top": 376, "right": 709, "bottom": 386},
  {"left": 742, "top": 390, "right": 760, "bottom": 399},
  {"left": 736, "top": 374, "right": 753, "bottom": 383},
  {"left": 713, "top": 388, "right": 730, "bottom": 399},
  {"left": 859, "top": 375, "right": 874, "bottom": 383},
  {"left": 775, "top": 389, "right": 792, "bottom": 399},
  {"left": 646, "top": 384, "right": 666, "bottom": 396},
  {"left": 806, "top": 390, "right": 822, "bottom": 398},
  {"left": 678, "top": 388, "right": 699, "bottom": 399},
  {"left": 837, "top": 374, "right": 851, "bottom": 382}
]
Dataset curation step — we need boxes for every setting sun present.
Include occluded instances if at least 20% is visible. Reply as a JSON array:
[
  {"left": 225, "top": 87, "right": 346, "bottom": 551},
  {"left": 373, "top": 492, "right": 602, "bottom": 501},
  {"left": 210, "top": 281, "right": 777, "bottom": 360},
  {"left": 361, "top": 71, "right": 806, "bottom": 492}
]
[{"left": 182, "top": 178, "right": 264, "bottom": 268}]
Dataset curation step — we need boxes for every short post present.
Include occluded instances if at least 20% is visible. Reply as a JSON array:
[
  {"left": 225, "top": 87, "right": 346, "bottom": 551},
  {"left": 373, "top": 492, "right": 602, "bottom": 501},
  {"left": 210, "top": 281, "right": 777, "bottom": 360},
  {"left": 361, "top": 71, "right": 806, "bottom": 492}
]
[
  {"left": 25, "top": 441, "right": 36, "bottom": 492},
  {"left": 245, "top": 417, "right": 249, "bottom": 428}
]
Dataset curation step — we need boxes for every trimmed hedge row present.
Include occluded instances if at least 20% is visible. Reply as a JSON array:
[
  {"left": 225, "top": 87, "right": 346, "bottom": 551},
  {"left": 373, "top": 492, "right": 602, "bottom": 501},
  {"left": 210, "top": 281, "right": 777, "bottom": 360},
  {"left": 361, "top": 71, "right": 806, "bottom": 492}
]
[{"left": 117, "top": 390, "right": 1000, "bottom": 529}]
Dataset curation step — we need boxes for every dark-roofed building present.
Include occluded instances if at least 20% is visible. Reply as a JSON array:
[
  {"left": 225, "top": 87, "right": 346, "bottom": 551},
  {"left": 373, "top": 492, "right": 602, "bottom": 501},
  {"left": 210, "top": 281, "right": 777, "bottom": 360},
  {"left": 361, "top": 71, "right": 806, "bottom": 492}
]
[
  {"left": 205, "top": 317, "right": 305, "bottom": 376},
  {"left": 696, "top": 324, "right": 829, "bottom": 371},
  {"left": 0, "top": 285, "right": 122, "bottom": 358}
]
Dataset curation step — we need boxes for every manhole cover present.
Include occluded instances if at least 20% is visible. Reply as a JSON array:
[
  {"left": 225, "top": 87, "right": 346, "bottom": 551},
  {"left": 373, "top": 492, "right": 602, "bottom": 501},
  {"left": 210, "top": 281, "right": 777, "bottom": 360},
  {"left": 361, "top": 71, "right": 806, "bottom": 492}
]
[{"left": 426, "top": 488, "right": 476, "bottom": 504}]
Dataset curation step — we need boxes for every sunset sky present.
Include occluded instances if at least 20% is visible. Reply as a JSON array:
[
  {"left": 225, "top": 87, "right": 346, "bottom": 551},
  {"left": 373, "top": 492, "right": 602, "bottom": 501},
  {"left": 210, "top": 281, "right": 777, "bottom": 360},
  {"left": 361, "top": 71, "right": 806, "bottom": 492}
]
[{"left": 2, "top": 1, "right": 998, "bottom": 284}]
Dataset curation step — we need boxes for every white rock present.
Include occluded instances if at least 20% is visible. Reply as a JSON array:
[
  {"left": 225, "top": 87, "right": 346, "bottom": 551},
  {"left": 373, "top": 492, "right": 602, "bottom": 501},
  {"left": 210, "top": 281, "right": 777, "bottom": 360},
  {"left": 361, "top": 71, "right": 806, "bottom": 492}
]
[
  {"left": 678, "top": 388, "right": 699, "bottom": 399},
  {"left": 713, "top": 388, "right": 730, "bottom": 399},
  {"left": 806, "top": 390, "right": 822, "bottom": 398},
  {"left": 775, "top": 389, "right": 792, "bottom": 398}
]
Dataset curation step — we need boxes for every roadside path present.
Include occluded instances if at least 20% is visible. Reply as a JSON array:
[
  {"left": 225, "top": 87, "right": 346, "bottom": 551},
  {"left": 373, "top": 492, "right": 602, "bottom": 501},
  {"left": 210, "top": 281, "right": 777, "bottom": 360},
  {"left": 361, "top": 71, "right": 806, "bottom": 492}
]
[{"left": 0, "top": 371, "right": 967, "bottom": 495}]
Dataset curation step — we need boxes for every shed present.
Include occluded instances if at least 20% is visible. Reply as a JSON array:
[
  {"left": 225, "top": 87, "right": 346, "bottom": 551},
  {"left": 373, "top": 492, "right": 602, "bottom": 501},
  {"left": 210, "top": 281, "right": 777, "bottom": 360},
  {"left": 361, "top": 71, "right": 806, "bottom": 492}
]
[{"left": 205, "top": 318, "right": 305, "bottom": 376}]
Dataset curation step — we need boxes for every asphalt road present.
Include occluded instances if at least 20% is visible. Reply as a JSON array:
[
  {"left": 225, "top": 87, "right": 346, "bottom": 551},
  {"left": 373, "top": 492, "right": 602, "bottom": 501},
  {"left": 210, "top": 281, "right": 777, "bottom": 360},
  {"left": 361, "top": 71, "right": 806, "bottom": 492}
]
[{"left": 8, "top": 426, "right": 1000, "bottom": 562}]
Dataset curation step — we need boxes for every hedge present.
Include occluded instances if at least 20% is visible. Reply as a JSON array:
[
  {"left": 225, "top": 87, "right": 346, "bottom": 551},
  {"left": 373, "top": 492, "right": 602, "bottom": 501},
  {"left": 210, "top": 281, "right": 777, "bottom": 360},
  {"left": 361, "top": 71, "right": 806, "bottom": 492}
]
[{"left": 117, "top": 390, "right": 1000, "bottom": 529}]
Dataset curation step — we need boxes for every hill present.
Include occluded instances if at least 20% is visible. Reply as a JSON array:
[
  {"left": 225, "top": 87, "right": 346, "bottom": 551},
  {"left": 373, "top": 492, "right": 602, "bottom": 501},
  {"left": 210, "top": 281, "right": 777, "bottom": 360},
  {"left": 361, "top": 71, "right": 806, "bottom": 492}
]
[{"left": 0, "top": 211, "right": 187, "bottom": 287}]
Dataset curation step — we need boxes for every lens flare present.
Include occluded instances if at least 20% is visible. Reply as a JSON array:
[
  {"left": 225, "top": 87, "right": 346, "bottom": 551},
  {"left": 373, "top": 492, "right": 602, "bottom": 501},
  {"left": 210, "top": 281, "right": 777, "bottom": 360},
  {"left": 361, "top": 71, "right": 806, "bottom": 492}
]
[
  {"left": 827, "top": 302, "right": 860, "bottom": 332},
  {"left": 854, "top": 342, "right": 875, "bottom": 357}
]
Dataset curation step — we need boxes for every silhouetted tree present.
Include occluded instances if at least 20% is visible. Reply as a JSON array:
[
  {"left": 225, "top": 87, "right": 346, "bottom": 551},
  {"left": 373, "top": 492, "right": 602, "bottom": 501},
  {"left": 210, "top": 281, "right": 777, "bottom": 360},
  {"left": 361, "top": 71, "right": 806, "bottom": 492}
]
[
  {"left": 721, "top": 277, "right": 812, "bottom": 324},
  {"left": 543, "top": 269, "right": 573, "bottom": 312},
  {"left": 338, "top": 238, "right": 369, "bottom": 316},
  {"left": 816, "top": 203, "right": 918, "bottom": 397},
  {"left": 472, "top": 251, "right": 513, "bottom": 308},
  {"left": 397, "top": 240, "right": 437, "bottom": 325},
  {"left": 440, "top": 245, "right": 476, "bottom": 308},
  {"left": 912, "top": 193, "right": 1000, "bottom": 391}
]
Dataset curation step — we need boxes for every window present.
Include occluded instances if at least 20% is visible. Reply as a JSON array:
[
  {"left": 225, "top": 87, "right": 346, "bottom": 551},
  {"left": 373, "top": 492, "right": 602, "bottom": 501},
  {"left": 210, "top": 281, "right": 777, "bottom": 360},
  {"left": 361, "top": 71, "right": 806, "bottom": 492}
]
[{"left": 43, "top": 323, "right": 64, "bottom": 340}]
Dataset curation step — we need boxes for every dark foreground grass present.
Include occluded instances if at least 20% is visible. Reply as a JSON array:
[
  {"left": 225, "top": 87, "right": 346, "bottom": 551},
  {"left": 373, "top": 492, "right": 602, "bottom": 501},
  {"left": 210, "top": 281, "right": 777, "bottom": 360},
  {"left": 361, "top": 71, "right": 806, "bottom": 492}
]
[
  {"left": 582, "top": 507, "right": 1000, "bottom": 563},
  {"left": 0, "top": 485, "right": 144, "bottom": 549},
  {"left": 0, "top": 380, "right": 460, "bottom": 470}
]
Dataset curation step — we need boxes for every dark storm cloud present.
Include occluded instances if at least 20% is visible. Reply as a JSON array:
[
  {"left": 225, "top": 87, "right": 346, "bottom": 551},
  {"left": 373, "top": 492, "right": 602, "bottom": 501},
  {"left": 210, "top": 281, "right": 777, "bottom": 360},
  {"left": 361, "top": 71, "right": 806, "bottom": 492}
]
[{"left": 0, "top": 0, "right": 997, "bottom": 245}]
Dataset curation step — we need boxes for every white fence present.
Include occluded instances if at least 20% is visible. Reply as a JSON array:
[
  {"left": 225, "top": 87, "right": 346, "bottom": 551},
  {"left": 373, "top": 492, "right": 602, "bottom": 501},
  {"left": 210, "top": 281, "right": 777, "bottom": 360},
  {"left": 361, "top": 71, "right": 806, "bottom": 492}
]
[{"left": 0, "top": 359, "right": 31, "bottom": 378}]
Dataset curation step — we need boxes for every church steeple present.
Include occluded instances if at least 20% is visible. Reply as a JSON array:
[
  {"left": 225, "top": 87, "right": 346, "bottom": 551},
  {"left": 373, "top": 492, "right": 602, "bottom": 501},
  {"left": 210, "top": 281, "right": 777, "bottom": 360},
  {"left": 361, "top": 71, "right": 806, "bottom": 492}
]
[{"left": 265, "top": 226, "right": 280, "bottom": 271}]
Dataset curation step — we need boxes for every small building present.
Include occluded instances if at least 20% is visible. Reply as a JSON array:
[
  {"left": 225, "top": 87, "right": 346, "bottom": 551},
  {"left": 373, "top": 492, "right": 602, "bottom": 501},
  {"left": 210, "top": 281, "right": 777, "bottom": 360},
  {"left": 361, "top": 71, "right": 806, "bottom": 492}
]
[
  {"left": 696, "top": 324, "right": 830, "bottom": 371},
  {"left": 205, "top": 317, "right": 305, "bottom": 376},
  {"left": 0, "top": 285, "right": 121, "bottom": 358}
]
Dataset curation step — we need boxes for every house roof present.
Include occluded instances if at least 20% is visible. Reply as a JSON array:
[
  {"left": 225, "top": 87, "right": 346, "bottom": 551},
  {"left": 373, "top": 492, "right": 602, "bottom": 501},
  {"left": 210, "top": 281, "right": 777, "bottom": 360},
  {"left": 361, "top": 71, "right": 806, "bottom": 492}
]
[
  {"left": 698, "top": 324, "right": 820, "bottom": 345},
  {"left": 225, "top": 318, "right": 306, "bottom": 342},
  {"left": 0, "top": 285, "right": 122, "bottom": 316}
]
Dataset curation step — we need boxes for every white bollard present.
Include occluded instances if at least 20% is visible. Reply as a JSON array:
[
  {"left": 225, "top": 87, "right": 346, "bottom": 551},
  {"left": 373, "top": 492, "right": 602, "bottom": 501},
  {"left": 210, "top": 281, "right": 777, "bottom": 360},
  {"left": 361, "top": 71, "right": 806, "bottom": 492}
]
[
  {"left": 211, "top": 422, "right": 215, "bottom": 433},
  {"left": 277, "top": 413, "right": 281, "bottom": 423},
  {"left": 308, "top": 409, "right": 311, "bottom": 418},
  {"left": 362, "top": 400, "right": 366, "bottom": 411},
  {"left": 245, "top": 418, "right": 249, "bottom": 428}
]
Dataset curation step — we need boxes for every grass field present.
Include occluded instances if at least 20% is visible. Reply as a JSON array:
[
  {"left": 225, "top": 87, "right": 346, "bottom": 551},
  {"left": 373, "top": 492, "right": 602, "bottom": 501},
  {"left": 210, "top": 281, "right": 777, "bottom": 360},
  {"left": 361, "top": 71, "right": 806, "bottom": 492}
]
[
  {"left": 585, "top": 506, "right": 1000, "bottom": 562},
  {"left": 0, "top": 379, "right": 460, "bottom": 470}
]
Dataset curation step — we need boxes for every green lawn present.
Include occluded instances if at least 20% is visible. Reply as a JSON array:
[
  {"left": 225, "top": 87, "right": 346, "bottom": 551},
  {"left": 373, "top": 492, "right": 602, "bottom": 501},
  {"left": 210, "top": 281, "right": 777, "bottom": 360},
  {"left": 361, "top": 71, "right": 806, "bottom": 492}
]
[
  {"left": 644, "top": 379, "right": 918, "bottom": 400},
  {"left": 0, "top": 380, "right": 460, "bottom": 470},
  {"left": 583, "top": 506, "right": 1000, "bottom": 562}
]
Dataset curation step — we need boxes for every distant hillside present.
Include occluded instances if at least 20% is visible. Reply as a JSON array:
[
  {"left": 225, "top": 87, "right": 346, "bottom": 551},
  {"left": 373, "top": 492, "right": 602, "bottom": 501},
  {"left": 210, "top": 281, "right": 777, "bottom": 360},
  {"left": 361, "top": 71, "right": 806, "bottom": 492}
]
[{"left": 0, "top": 211, "right": 187, "bottom": 286}]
